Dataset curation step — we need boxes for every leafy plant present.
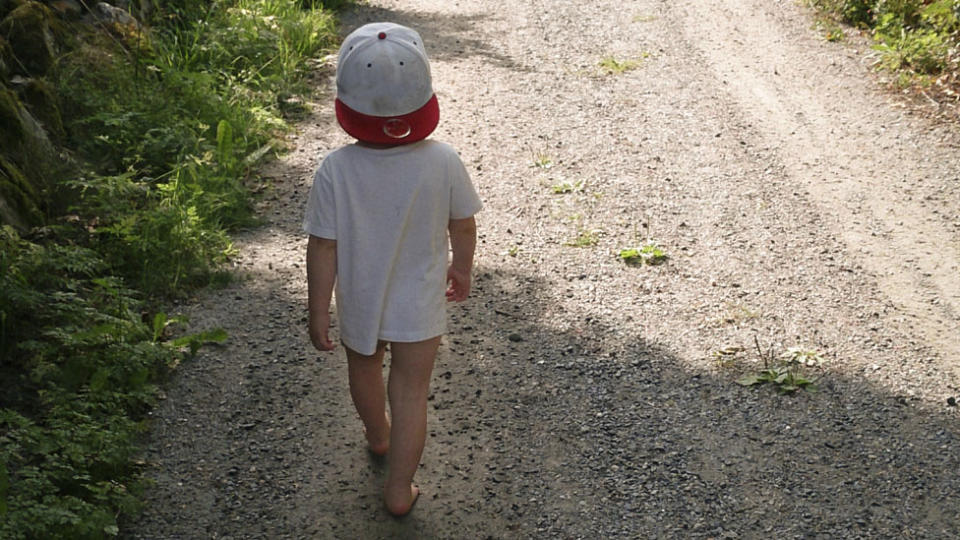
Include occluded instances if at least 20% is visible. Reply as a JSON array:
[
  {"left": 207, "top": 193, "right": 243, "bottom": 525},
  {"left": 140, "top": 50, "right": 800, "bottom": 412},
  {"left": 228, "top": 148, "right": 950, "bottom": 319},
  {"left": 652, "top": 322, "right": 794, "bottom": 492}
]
[
  {"left": 172, "top": 327, "right": 229, "bottom": 357},
  {"left": 532, "top": 152, "right": 554, "bottom": 169},
  {"left": 0, "top": 227, "right": 224, "bottom": 538},
  {"left": 566, "top": 228, "right": 602, "bottom": 248},
  {"left": 551, "top": 179, "right": 585, "bottom": 194},
  {"left": 737, "top": 337, "right": 825, "bottom": 394},
  {"left": 1, "top": 0, "right": 340, "bottom": 535},
  {"left": 599, "top": 54, "right": 648, "bottom": 75},
  {"left": 619, "top": 242, "right": 667, "bottom": 265},
  {"left": 807, "top": 0, "right": 960, "bottom": 89}
]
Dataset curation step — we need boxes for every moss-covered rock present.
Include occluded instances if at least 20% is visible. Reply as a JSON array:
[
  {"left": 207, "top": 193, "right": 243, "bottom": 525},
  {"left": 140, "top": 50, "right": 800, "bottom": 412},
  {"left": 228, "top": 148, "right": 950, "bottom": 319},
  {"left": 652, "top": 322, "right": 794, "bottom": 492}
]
[
  {"left": 0, "top": 84, "right": 67, "bottom": 228},
  {"left": 0, "top": 36, "right": 11, "bottom": 79},
  {"left": 0, "top": 86, "right": 24, "bottom": 148},
  {"left": 18, "top": 77, "right": 63, "bottom": 139},
  {"left": 0, "top": 1, "right": 57, "bottom": 75},
  {"left": 0, "top": 0, "right": 29, "bottom": 21},
  {"left": 0, "top": 155, "right": 41, "bottom": 229}
]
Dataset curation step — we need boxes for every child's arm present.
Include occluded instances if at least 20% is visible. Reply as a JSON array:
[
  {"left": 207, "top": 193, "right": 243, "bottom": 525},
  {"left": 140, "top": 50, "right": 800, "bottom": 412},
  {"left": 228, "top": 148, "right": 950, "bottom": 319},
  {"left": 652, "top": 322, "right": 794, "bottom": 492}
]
[
  {"left": 306, "top": 235, "right": 337, "bottom": 351},
  {"left": 446, "top": 216, "right": 477, "bottom": 302}
]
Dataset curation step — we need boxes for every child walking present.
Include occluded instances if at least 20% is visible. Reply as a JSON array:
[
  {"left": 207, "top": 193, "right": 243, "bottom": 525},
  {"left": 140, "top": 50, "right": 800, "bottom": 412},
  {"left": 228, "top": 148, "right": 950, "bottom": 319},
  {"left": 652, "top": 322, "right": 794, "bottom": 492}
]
[{"left": 303, "top": 22, "right": 481, "bottom": 517}]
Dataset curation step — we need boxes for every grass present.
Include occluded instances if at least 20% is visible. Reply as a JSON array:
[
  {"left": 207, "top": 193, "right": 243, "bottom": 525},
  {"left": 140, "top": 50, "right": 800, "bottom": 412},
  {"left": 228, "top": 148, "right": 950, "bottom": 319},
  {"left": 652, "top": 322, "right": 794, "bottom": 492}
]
[
  {"left": 0, "top": 0, "right": 342, "bottom": 536},
  {"left": 619, "top": 242, "right": 667, "bottom": 266},
  {"left": 807, "top": 0, "right": 960, "bottom": 96},
  {"left": 532, "top": 151, "right": 554, "bottom": 169},
  {"left": 551, "top": 179, "right": 585, "bottom": 194},
  {"left": 598, "top": 54, "right": 648, "bottom": 75},
  {"left": 566, "top": 228, "right": 602, "bottom": 247}
]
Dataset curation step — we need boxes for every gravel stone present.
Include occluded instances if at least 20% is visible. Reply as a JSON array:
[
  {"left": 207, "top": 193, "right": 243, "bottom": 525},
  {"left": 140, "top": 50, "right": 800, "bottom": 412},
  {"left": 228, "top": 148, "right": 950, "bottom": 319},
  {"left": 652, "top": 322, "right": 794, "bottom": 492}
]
[{"left": 125, "top": 0, "right": 960, "bottom": 538}]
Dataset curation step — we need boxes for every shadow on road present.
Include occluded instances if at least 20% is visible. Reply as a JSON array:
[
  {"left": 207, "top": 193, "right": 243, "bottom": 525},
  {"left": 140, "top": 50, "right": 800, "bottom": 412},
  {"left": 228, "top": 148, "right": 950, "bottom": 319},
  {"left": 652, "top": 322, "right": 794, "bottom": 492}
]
[{"left": 125, "top": 3, "right": 960, "bottom": 538}]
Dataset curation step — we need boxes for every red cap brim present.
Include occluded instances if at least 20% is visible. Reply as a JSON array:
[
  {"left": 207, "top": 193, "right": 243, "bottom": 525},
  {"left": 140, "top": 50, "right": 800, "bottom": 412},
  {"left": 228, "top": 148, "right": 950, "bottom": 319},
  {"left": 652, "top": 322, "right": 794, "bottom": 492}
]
[{"left": 335, "top": 95, "right": 439, "bottom": 145}]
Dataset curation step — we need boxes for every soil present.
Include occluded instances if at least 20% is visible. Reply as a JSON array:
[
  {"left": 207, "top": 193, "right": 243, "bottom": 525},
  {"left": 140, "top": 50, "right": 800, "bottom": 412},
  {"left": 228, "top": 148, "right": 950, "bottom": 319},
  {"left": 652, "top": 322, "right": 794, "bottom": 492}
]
[{"left": 126, "top": 0, "right": 960, "bottom": 538}]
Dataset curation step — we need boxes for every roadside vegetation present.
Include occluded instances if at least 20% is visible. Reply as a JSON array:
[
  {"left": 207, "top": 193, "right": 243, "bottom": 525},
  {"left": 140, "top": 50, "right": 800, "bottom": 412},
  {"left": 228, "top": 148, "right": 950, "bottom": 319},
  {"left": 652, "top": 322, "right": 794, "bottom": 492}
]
[
  {"left": 0, "top": 0, "right": 343, "bottom": 536},
  {"left": 809, "top": 0, "right": 960, "bottom": 102}
]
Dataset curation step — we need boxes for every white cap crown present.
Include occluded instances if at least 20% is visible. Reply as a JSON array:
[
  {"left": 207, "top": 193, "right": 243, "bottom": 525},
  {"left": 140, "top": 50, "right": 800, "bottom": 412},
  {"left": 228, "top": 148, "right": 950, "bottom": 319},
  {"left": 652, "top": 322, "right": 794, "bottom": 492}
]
[{"left": 336, "top": 22, "right": 434, "bottom": 118}]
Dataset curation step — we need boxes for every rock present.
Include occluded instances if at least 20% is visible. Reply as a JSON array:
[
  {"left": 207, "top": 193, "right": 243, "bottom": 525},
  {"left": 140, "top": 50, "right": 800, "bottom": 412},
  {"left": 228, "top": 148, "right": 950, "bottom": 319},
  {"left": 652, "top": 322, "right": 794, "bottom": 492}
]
[
  {"left": 0, "top": 36, "right": 11, "bottom": 79},
  {"left": 0, "top": 84, "right": 68, "bottom": 228},
  {"left": 91, "top": 1, "right": 140, "bottom": 28},
  {"left": 14, "top": 76, "right": 63, "bottom": 138},
  {"left": 0, "top": 158, "right": 36, "bottom": 229},
  {"left": 0, "top": 1, "right": 58, "bottom": 76},
  {"left": 48, "top": 0, "right": 82, "bottom": 19}
]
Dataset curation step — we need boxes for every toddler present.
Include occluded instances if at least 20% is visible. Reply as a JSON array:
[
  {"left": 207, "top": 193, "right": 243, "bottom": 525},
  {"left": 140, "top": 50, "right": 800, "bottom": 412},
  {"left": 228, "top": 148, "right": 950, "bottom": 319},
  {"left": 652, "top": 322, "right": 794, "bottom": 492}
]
[{"left": 303, "top": 22, "right": 481, "bottom": 517}]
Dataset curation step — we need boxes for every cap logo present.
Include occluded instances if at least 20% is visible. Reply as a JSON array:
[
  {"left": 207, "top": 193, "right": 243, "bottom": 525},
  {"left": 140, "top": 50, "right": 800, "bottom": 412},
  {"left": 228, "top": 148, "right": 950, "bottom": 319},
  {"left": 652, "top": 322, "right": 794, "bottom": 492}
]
[{"left": 382, "top": 118, "right": 412, "bottom": 139}]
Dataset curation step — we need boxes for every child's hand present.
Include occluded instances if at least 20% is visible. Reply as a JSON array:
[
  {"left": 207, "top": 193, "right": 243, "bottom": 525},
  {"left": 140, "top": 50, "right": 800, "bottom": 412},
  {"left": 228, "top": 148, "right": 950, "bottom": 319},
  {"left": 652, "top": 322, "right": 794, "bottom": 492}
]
[
  {"left": 309, "top": 312, "right": 336, "bottom": 351},
  {"left": 446, "top": 265, "right": 471, "bottom": 302}
]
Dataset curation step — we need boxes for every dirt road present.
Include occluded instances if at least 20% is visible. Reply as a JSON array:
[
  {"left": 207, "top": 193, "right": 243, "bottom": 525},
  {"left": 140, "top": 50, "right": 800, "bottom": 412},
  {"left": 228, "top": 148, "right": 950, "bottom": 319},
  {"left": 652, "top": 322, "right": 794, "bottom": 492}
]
[{"left": 128, "top": 0, "right": 960, "bottom": 537}]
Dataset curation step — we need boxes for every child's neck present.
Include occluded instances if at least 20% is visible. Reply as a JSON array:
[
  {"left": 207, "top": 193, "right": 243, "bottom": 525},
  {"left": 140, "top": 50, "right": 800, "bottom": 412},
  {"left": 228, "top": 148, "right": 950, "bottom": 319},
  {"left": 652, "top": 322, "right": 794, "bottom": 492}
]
[
  {"left": 356, "top": 141, "right": 397, "bottom": 149},
  {"left": 356, "top": 140, "right": 420, "bottom": 150}
]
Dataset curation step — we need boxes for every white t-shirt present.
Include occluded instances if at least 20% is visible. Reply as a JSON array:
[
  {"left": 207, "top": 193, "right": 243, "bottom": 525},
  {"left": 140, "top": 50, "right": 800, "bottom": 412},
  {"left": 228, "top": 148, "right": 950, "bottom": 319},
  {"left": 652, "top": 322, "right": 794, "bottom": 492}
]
[{"left": 303, "top": 140, "right": 482, "bottom": 355}]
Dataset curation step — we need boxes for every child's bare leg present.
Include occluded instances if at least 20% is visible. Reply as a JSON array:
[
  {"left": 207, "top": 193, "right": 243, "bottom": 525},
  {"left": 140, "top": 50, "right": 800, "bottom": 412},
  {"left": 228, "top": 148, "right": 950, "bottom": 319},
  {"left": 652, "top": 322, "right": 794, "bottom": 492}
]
[
  {"left": 346, "top": 343, "right": 390, "bottom": 456},
  {"left": 384, "top": 336, "right": 440, "bottom": 516}
]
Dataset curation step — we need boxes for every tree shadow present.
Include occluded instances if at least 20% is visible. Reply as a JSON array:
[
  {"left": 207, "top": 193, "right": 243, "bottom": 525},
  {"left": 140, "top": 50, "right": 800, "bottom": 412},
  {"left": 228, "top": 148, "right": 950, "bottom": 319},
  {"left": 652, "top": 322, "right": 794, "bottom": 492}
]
[
  {"left": 446, "top": 266, "right": 960, "bottom": 538},
  {"left": 338, "top": 3, "right": 531, "bottom": 72},
  {"left": 127, "top": 249, "right": 960, "bottom": 538},
  {"left": 122, "top": 4, "right": 960, "bottom": 530}
]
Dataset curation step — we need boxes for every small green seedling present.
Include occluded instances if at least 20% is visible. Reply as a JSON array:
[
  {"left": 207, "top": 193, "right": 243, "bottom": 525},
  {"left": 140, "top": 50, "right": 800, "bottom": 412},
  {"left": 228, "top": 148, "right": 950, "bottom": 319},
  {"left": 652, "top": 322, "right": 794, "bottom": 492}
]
[
  {"left": 566, "top": 229, "right": 601, "bottom": 247},
  {"left": 551, "top": 179, "right": 585, "bottom": 194},
  {"left": 599, "top": 54, "right": 649, "bottom": 75},
  {"left": 532, "top": 152, "right": 554, "bottom": 169},
  {"left": 619, "top": 242, "right": 667, "bottom": 265}
]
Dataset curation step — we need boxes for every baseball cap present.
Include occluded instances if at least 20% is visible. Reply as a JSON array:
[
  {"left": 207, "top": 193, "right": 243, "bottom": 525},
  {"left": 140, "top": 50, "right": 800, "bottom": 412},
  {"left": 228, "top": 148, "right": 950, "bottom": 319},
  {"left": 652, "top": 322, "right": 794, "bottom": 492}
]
[{"left": 335, "top": 22, "right": 439, "bottom": 145}]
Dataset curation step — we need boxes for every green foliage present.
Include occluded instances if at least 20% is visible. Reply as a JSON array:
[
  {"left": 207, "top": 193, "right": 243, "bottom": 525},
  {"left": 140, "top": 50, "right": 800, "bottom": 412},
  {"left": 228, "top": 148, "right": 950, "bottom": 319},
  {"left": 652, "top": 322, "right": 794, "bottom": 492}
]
[
  {"left": 1, "top": 0, "right": 340, "bottom": 535},
  {"left": 68, "top": 165, "right": 238, "bottom": 295},
  {"left": 48, "top": 0, "right": 339, "bottom": 294},
  {"left": 566, "top": 228, "right": 601, "bottom": 247},
  {"left": 551, "top": 179, "right": 585, "bottom": 194},
  {"left": 598, "top": 53, "right": 649, "bottom": 75},
  {"left": 0, "top": 227, "right": 227, "bottom": 538},
  {"left": 531, "top": 151, "right": 554, "bottom": 169},
  {"left": 737, "top": 366, "right": 818, "bottom": 394},
  {"left": 736, "top": 338, "right": 825, "bottom": 394},
  {"left": 619, "top": 242, "right": 667, "bottom": 266},
  {"left": 809, "top": 0, "right": 960, "bottom": 80}
]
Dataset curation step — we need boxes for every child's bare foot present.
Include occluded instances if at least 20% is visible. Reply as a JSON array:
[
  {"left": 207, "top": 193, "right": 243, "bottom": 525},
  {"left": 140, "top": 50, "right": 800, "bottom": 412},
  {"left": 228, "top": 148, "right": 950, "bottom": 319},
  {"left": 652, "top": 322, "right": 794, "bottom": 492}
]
[{"left": 384, "top": 484, "right": 419, "bottom": 517}]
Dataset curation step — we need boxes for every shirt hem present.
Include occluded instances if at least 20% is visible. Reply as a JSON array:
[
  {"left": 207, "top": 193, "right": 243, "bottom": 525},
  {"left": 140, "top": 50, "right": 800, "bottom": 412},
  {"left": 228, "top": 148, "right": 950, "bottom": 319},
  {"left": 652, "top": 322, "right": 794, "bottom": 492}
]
[{"left": 303, "top": 222, "right": 336, "bottom": 239}]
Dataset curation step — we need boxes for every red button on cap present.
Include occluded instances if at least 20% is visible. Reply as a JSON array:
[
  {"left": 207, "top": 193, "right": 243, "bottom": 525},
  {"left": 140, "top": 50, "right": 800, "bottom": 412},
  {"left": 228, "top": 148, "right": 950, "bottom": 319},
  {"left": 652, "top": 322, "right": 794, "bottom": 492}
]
[{"left": 378, "top": 32, "right": 386, "bottom": 39}]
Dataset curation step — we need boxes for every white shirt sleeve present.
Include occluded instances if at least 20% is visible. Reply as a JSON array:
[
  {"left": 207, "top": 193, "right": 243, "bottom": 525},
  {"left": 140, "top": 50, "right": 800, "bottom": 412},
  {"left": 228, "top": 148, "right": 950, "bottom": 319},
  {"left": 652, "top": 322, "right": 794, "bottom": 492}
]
[
  {"left": 447, "top": 150, "right": 483, "bottom": 220},
  {"left": 303, "top": 164, "right": 338, "bottom": 239}
]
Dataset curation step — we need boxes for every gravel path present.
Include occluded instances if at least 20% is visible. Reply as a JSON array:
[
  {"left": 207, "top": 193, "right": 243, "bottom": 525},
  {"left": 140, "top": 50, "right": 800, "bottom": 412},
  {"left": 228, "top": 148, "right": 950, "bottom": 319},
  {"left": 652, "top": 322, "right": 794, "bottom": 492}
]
[{"left": 127, "top": 0, "right": 960, "bottom": 538}]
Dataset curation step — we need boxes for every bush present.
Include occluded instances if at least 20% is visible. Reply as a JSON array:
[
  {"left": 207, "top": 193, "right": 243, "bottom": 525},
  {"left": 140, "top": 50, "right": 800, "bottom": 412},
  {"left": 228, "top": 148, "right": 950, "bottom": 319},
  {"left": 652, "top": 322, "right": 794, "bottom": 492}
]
[
  {"left": 810, "top": 0, "right": 960, "bottom": 82},
  {"left": 0, "top": 226, "right": 174, "bottom": 539},
  {"left": 1, "top": 0, "right": 344, "bottom": 535}
]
